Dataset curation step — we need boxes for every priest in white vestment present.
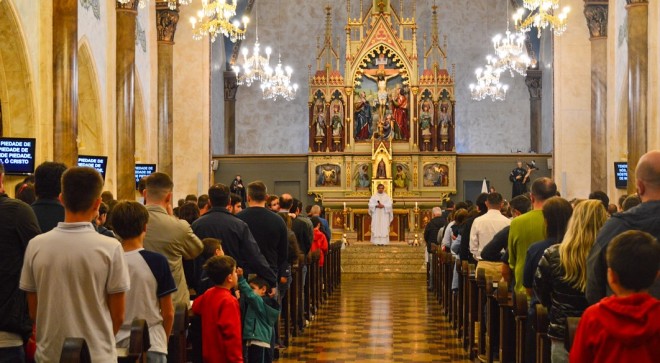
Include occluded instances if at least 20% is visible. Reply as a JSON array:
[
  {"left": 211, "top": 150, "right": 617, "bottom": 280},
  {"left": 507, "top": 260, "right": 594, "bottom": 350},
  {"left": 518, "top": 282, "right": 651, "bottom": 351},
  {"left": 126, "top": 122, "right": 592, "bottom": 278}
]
[{"left": 368, "top": 184, "right": 393, "bottom": 245}]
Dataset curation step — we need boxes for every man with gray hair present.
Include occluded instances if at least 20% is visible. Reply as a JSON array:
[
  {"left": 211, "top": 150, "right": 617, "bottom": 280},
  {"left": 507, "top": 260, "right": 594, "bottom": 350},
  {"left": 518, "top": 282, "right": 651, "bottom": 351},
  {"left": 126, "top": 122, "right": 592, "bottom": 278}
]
[
  {"left": 424, "top": 206, "right": 446, "bottom": 289},
  {"left": 586, "top": 150, "right": 660, "bottom": 303}
]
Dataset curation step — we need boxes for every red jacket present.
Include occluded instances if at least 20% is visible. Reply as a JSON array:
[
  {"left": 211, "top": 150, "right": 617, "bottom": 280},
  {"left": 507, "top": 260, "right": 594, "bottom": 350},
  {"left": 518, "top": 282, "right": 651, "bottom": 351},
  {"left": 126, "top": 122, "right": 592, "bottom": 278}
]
[
  {"left": 569, "top": 293, "right": 660, "bottom": 363},
  {"left": 192, "top": 287, "right": 243, "bottom": 363},
  {"left": 312, "top": 229, "right": 329, "bottom": 267}
]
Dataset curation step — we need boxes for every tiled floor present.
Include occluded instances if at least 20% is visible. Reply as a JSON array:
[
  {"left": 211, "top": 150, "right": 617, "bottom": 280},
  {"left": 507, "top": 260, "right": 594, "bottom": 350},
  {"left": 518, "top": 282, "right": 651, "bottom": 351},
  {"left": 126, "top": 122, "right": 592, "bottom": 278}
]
[{"left": 279, "top": 277, "right": 471, "bottom": 363}]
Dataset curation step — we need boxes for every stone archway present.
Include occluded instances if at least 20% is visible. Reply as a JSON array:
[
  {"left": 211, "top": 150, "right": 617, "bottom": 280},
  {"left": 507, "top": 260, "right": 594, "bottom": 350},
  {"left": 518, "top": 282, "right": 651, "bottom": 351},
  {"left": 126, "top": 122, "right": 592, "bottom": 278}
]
[
  {"left": 77, "top": 39, "right": 103, "bottom": 155},
  {"left": 0, "top": 0, "right": 35, "bottom": 137}
]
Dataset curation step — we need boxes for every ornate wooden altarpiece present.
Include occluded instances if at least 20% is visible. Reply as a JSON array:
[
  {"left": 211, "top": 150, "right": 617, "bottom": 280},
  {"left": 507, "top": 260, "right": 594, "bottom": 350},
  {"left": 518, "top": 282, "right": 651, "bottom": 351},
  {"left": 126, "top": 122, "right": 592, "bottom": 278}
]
[{"left": 307, "top": 1, "right": 457, "bottom": 242}]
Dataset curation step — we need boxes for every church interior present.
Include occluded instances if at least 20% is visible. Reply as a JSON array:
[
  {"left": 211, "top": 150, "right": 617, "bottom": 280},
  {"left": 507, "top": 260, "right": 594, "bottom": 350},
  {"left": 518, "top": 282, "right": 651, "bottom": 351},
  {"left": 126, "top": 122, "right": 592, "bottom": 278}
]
[{"left": 1, "top": 0, "right": 659, "bottom": 362}]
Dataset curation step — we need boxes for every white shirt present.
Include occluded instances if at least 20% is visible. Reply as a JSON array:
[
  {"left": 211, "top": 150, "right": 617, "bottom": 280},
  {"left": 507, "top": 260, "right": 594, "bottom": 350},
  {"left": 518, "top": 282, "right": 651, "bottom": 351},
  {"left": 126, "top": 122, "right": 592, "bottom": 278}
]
[
  {"left": 469, "top": 209, "right": 511, "bottom": 260},
  {"left": 20, "top": 222, "right": 130, "bottom": 363}
]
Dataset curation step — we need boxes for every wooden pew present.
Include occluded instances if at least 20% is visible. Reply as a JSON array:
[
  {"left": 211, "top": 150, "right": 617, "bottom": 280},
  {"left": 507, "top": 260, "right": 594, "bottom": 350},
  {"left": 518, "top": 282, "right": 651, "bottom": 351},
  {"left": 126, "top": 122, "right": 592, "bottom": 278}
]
[
  {"left": 476, "top": 268, "right": 487, "bottom": 359},
  {"left": 466, "top": 264, "right": 478, "bottom": 357},
  {"left": 513, "top": 292, "right": 528, "bottom": 363},
  {"left": 535, "top": 304, "right": 550, "bottom": 363},
  {"left": 117, "top": 319, "right": 150, "bottom": 363},
  {"left": 497, "top": 281, "right": 515, "bottom": 363},
  {"left": 564, "top": 317, "right": 581, "bottom": 352},
  {"left": 484, "top": 277, "right": 500, "bottom": 363},
  {"left": 167, "top": 303, "right": 189, "bottom": 363},
  {"left": 59, "top": 337, "right": 91, "bottom": 363},
  {"left": 445, "top": 252, "right": 455, "bottom": 319},
  {"left": 290, "top": 255, "right": 303, "bottom": 336},
  {"left": 457, "top": 260, "right": 467, "bottom": 336}
]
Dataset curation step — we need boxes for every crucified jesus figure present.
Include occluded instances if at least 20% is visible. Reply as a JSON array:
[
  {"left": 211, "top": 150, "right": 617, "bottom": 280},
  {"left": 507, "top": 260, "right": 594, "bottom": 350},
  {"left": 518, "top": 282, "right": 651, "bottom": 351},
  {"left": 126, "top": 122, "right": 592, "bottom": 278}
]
[{"left": 359, "top": 53, "right": 400, "bottom": 124}]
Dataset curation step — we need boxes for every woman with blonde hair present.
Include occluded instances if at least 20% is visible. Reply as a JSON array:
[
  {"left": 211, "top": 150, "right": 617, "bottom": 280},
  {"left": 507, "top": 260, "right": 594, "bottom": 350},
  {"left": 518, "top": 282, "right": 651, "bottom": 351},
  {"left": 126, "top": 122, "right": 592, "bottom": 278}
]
[{"left": 534, "top": 199, "right": 609, "bottom": 363}]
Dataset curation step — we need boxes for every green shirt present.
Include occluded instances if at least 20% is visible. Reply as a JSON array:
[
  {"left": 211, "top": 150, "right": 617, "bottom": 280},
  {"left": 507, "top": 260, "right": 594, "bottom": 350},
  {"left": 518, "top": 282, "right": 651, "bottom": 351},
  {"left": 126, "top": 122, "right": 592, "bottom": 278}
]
[{"left": 508, "top": 209, "right": 546, "bottom": 294}]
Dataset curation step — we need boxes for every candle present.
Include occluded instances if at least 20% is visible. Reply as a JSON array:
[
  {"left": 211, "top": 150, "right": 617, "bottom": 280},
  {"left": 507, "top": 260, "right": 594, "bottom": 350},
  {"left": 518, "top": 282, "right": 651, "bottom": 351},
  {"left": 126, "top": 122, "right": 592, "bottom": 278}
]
[
  {"left": 343, "top": 202, "right": 347, "bottom": 210},
  {"left": 415, "top": 201, "right": 418, "bottom": 209}
]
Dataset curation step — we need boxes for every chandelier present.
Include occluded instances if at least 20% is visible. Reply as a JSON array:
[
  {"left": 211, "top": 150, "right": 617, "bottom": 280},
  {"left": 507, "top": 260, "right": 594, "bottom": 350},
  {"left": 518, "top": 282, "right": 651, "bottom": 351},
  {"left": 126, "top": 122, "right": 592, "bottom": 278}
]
[
  {"left": 168, "top": 0, "right": 191, "bottom": 10},
  {"left": 190, "top": 0, "right": 248, "bottom": 43},
  {"left": 492, "top": 30, "right": 531, "bottom": 77},
  {"left": 260, "top": 55, "right": 299, "bottom": 101},
  {"left": 469, "top": 57, "right": 509, "bottom": 102},
  {"left": 231, "top": 3, "right": 272, "bottom": 87},
  {"left": 515, "top": 1, "right": 570, "bottom": 37}
]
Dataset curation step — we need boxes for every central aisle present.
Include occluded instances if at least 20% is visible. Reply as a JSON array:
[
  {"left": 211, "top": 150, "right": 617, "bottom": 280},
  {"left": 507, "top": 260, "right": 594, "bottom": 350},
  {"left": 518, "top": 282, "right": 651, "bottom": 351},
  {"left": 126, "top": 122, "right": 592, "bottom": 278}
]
[{"left": 279, "top": 277, "right": 471, "bottom": 363}]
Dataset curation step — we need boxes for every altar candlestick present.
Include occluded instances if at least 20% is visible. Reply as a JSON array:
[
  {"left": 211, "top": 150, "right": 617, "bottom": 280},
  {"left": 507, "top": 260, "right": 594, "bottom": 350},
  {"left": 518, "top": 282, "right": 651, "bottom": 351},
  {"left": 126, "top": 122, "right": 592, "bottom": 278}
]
[
  {"left": 343, "top": 202, "right": 347, "bottom": 210},
  {"left": 415, "top": 201, "right": 418, "bottom": 209}
]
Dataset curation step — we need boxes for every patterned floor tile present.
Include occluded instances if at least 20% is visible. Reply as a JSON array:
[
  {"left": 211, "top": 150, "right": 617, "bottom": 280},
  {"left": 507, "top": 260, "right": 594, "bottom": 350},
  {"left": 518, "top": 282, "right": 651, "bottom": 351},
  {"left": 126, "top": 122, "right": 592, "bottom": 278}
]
[{"left": 278, "top": 277, "right": 471, "bottom": 363}]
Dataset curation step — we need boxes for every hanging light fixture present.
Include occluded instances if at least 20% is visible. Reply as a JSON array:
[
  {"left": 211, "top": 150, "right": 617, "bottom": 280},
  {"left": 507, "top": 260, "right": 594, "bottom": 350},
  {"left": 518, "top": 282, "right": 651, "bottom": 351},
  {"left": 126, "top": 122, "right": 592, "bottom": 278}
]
[
  {"left": 231, "top": 2, "right": 272, "bottom": 87},
  {"left": 469, "top": 56, "right": 509, "bottom": 102},
  {"left": 515, "top": 1, "right": 570, "bottom": 37},
  {"left": 492, "top": 0, "right": 531, "bottom": 77},
  {"left": 190, "top": 0, "right": 248, "bottom": 43},
  {"left": 259, "top": 0, "right": 298, "bottom": 101},
  {"left": 168, "top": 0, "right": 191, "bottom": 11},
  {"left": 261, "top": 55, "right": 299, "bottom": 101}
]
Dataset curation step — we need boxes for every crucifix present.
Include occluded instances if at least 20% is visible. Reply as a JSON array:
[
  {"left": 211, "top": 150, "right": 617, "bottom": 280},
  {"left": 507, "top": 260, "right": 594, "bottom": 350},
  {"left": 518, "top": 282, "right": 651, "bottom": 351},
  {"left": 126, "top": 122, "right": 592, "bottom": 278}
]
[{"left": 359, "top": 53, "right": 400, "bottom": 123}]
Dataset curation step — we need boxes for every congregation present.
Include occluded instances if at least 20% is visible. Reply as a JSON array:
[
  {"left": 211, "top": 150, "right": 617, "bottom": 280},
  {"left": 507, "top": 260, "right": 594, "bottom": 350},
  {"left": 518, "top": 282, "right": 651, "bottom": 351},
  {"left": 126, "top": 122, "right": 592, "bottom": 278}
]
[
  {"left": 424, "top": 150, "right": 660, "bottom": 363},
  {"left": 1, "top": 161, "right": 333, "bottom": 363},
  {"left": 1, "top": 150, "right": 659, "bottom": 363}
]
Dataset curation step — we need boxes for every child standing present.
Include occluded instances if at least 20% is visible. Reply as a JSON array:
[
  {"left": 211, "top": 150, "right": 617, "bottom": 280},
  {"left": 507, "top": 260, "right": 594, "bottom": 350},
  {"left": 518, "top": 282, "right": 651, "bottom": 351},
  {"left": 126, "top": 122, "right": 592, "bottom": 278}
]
[
  {"left": 112, "top": 200, "right": 177, "bottom": 363},
  {"left": 236, "top": 270, "right": 279, "bottom": 363},
  {"left": 310, "top": 216, "right": 329, "bottom": 268},
  {"left": 569, "top": 230, "right": 660, "bottom": 363},
  {"left": 192, "top": 256, "right": 243, "bottom": 363}
]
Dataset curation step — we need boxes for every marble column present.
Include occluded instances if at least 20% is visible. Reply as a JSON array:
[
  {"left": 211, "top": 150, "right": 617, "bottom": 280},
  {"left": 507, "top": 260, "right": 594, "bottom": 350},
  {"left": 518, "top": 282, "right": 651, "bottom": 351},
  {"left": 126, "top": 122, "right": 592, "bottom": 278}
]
[
  {"left": 525, "top": 69, "right": 542, "bottom": 153},
  {"left": 224, "top": 71, "right": 238, "bottom": 154},
  {"left": 116, "top": 1, "right": 138, "bottom": 200},
  {"left": 53, "top": 0, "right": 78, "bottom": 167},
  {"left": 584, "top": 1, "right": 608, "bottom": 192},
  {"left": 626, "top": 0, "right": 648, "bottom": 194},
  {"left": 156, "top": 4, "right": 179, "bottom": 178}
]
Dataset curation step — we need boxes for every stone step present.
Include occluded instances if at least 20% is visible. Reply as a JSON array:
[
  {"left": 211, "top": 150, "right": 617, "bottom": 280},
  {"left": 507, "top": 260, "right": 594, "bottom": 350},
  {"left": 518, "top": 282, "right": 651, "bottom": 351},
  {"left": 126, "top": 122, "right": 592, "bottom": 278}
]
[
  {"left": 341, "top": 264, "right": 426, "bottom": 274},
  {"left": 342, "top": 257, "right": 425, "bottom": 265}
]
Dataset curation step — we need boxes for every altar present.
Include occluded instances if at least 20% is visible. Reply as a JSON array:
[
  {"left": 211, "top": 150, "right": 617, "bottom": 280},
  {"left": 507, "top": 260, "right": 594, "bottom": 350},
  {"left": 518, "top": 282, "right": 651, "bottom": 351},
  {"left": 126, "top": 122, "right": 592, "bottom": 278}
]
[{"left": 307, "top": 1, "right": 458, "bottom": 243}]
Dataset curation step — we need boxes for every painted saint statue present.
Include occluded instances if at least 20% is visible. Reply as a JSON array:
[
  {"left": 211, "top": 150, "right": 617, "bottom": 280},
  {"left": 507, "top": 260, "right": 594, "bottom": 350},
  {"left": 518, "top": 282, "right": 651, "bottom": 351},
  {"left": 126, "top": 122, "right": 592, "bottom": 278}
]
[{"left": 368, "top": 183, "right": 393, "bottom": 245}]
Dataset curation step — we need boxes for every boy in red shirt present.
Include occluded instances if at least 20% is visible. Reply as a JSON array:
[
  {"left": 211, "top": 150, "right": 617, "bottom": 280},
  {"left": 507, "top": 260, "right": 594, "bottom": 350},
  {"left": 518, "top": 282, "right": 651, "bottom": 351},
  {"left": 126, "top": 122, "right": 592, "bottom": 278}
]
[
  {"left": 310, "top": 216, "right": 329, "bottom": 267},
  {"left": 570, "top": 230, "right": 660, "bottom": 363},
  {"left": 192, "top": 255, "right": 243, "bottom": 363}
]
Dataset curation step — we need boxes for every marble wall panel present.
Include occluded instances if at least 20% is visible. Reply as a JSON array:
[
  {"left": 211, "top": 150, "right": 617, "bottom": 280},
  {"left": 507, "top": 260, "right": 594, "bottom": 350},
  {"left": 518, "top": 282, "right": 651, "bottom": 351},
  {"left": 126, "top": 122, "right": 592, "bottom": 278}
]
[
  {"left": 553, "top": 0, "right": 591, "bottom": 199},
  {"left": 134, "top": 2, "right": 157, "bottom": 163},
  {"left": 172, "top": 2, "right": 211, "bottom": 201},
  {"left": 648, "top": 0, "right": 659, "bottom": 150},
  {"left": 211, "top": 38, "right": 225, "bottom": 156},
  {"left": 228, "top": 0, "right": 534, "bottom": 155},
  {"left": 606, "top": 1, "right": 630, "bottom": 202}
]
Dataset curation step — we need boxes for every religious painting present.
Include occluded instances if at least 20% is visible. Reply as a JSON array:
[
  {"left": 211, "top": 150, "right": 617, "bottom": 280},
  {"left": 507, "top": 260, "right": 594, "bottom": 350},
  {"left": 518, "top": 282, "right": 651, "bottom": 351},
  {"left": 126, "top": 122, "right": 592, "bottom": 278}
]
[
  {"left": 423, "top": 163, "right": 450, "bottom": 187},
  {"left": 393, "top": 162, "right": 411, "bottom": 189},
  {"left": 438, "top": 90, "right": 454, "bottom": 152},
  {"left": 353, "top": 162, "right": 371, "bottom": 190},
  {"left": 330, "top": 95, "right": 344, "bottom": 151},
  {"left": 418, "top": 90, "right": 434, "bottom": 151},
  {"left": 353, "top": 91, "right": 373, "bottom": 141},
  {"left": 355, "top": 47, "right": 410, "bottom": 142},
  {"left": 312, "top": 91, "right": 327, "bottom": 152},
  {"left": 315, "top": 164, "right": 341, "bottom": 187}
]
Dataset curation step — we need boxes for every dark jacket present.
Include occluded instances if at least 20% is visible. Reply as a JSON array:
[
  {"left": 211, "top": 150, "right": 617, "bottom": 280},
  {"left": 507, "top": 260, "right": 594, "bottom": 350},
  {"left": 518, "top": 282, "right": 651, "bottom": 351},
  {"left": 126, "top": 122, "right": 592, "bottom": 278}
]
[
  {"left": 31, "top": 198, "right": 64, "bottom": 233},
  {"left": 459, "top": 212, "right": 484, "bottom": 263},
  {"left": 480, "top": 225, "right": 510, "bottom": 262},
  {"left": 534, "top": 245, "right": 589, "bottom": 339},
  {"left": 291, "top": 216, "right": 312, "bottom": 255},
  {"left": 424, "top": 216, "right": 446, "bottom": 253},
  {"left": 0, "top": 194, "right": 41, "bottom": 339},
  {"left": 237, "top": 207, "right": 289, "bottom": 279},
  {"left": 192, "top": 207, "right": 277, "bottom": 287},
  {"left": 586, "top": 201, "right": 660, "bottom": 304}
]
